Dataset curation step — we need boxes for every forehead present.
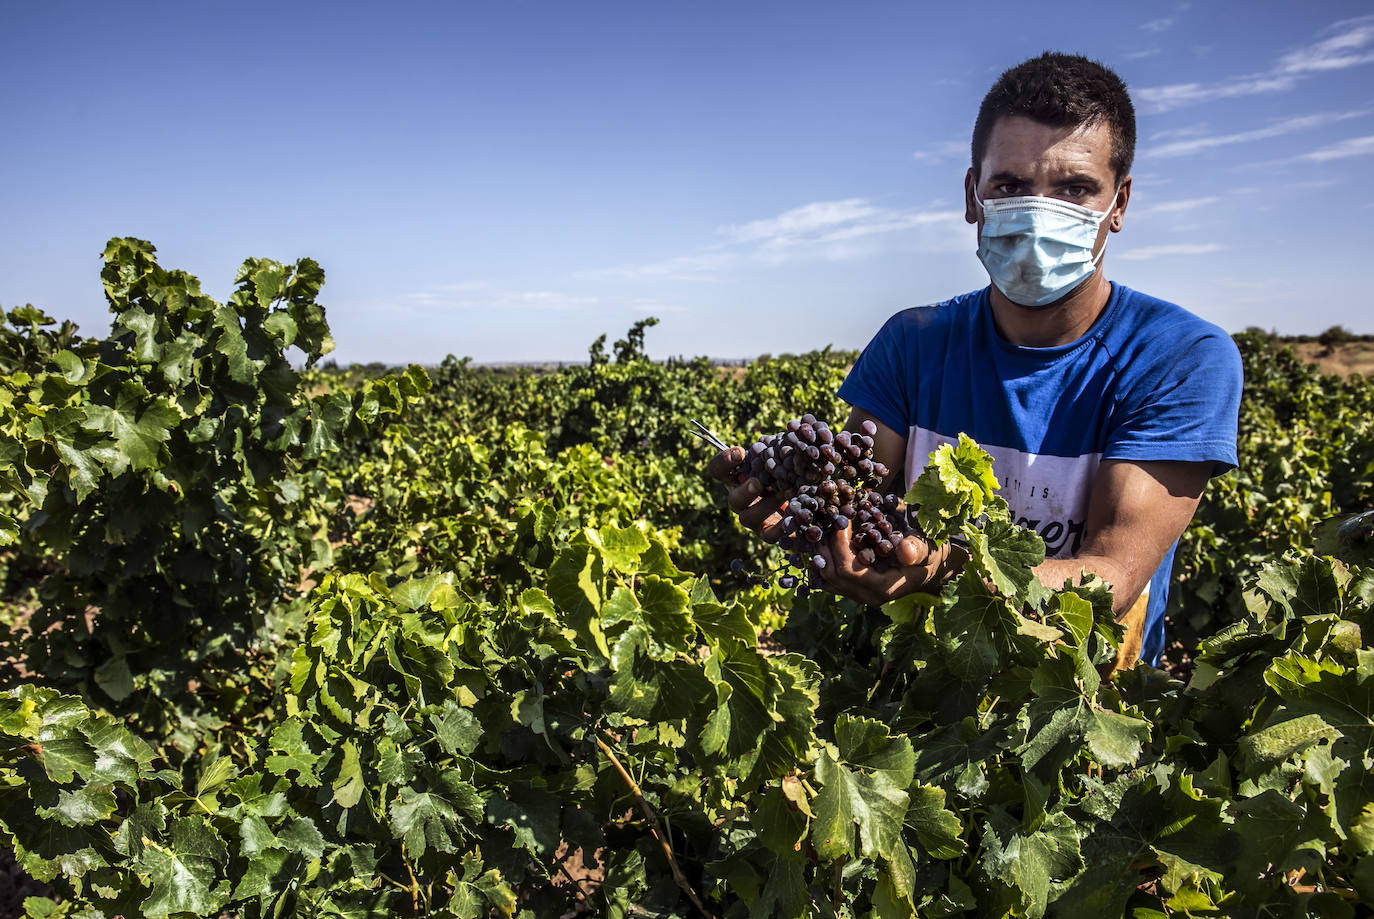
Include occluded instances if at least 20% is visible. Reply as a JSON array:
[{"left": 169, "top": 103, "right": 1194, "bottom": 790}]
[{"left": 979, "top": 115, "right": 1115, "bottom": 180}]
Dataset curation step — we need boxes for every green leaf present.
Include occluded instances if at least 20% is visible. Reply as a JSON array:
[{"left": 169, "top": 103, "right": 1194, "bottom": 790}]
[
  {"left": 92, "top": 656, "right": 134, "bottom": 702},
  {"left": 389, "top": 774, "right": 482, "bottom": 859},
  {"left": 429, "top": 701, "right": 482, "bottom": 757},
  {"left": 811, "top": 748, "right": 909, "bottom": 863},
  {"left": 331, "top": 741, "right": 364, "bottom": 808},
  {"left": 907, "top": 434, "right": 1002, "bottom": 538},
  {"left": 38, "top": 786, "right": 117, "bottom": 827},
  {"left": 486, "top": 783, "right": 561, "bottom": 858},
  {"left": 1238, "top": 712, "right": 1335, "bottom": 769},
  {"left": 264, "top": 718, "right": 321, "bottom": 786},
  {"left": 699, "top": 640, "right": 776, "bottom": 765},
  {"left": 933, "top": 569, "right": 1017, "bottom": 683},
  {"left": 968, "top": 517, "right": 1045, "bottom": 598},
  {"left": 1085, "top": 709, "right": 1151, "bottom": 768},
  {"left": 981, "top": 808, "right": 1083, "bottom": 919},
  {"left": 588, "top": 524, "right": 650, "bottom": 572},
  {"left": 81, "top": 384, "right": 180, "bottom": 475},
  {"left": 136, "top": 818, "right": 229, "bottom": 918},
  {"left": 907, "top": 784, "right": 966, "bottom": 859}
]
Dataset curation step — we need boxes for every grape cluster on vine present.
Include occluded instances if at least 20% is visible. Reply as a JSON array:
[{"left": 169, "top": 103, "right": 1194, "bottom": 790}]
[{"left": 725, "top": 414, "right": 920, "bottom": 592}]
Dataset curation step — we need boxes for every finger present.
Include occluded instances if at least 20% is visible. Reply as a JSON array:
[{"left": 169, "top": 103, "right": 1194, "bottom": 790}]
[
  {"left": 743, "top": 502, "right": 784, "bottom": 537},
  {"left": 739, "top": 495, "right": 785, "bottom": 533},
  {"left": 726, "top": 477, "right": 765, "bottom": 513},
  {"left": 894, "top": 534, "right": 930, "bottom": 568},
  {"left": 706, "top": 446, "right": 746, "bottom": 483},
  {"left": 829, "top": 527, "right": 869, "bottom": 579}
]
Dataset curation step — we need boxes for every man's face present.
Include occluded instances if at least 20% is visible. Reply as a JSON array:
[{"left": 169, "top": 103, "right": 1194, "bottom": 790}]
[{"left": 963, "top": 115, "right": 1131, "bottom": 246}]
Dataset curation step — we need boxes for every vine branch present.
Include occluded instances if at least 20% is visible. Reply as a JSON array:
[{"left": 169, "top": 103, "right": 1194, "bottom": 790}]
[{"left": 596, "top": 731, "right": 714, "bottom": 918}]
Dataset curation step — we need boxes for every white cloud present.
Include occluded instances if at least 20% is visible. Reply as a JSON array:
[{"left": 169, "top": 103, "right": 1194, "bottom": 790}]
[
  {"left": 1142, "top": 3, "right": 1189, "bottom": 33},
  {"left": 582, "top": 198, "right": 968, "bottom": 281},
  {"left": 579, "top": 250, "right": 736, "bottom": 282},
  {"left": 720, "top": 198, "right": 963, "bottom": 253},
  {"left": 1299, "top": 134, "right": 1374, "bottom": 162},
  {"left": 1132, "top": 196, "right": 1220, "bottom": 217},
  {"left": 1118, "top": 243, "right": 1225, "bottom": 261},
  {"left": 401, "top": 281, "right": 604, "bottom": 313},
  {"left": 1135, "top": 74, "right": 1297, "bottom": 113},
  {"left": 1135, "top": 14, "right": 1374, "bottom": 114},
  {"left": 912, "top": 138, "right": 967, "bottom": 162},
  {"left": 1149, "top": 123, "right": 1211, "bottom": 142},
  {"left": 1278, "top": 14, "right": 1374, "bottom": 73},
  {"left": 1148, "top": 109, "right": 1371, "bottom": 157}
]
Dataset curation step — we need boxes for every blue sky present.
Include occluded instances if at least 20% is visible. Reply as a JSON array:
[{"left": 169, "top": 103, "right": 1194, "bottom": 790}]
[{"left": 3, "top": 1, "right": 1372, "bottom": 364}]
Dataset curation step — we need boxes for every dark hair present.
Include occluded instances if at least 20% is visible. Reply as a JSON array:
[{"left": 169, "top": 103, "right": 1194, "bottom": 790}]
[{"left": 971, "top": 52, "right": 1136, "bottom": 184}]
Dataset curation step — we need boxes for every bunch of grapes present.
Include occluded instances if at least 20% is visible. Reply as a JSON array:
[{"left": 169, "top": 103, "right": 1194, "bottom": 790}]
[{"left": 727, "top": 414, "right": 920, "bottom": 592}]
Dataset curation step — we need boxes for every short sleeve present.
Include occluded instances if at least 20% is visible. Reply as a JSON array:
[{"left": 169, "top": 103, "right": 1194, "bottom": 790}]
[
  {"left": 1103, "top": 327, "right": 1242, "bottom": 477},
  {"left": 837, "top": 311, "right": 912, "bottom": 437}
]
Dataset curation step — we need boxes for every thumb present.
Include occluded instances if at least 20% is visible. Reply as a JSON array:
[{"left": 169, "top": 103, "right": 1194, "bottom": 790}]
[{"left": 894, "top": 534, "right": 931, "bottom": 568}]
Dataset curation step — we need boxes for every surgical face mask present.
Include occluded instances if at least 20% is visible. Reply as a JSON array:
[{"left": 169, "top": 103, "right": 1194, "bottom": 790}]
[{"left": 974, "top": 191, "right": 1113, "bottom": 308}]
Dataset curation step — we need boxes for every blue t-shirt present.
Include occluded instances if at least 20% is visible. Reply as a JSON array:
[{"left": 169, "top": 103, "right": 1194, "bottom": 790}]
[{"left": 837, "top": 282, "right": 1242, "bottom": 665}]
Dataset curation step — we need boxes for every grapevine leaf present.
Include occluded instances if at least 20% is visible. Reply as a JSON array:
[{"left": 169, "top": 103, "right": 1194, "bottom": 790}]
[
  {"left": 548, "top": 544, "right": 607, "bottom": 657},
  {"left": 36, "top": 736, "right": 96, "bottom": 785},
  {"left": 907, "top": 783, "right": 966, "bottom": 859},
  {"left": 981, "top": 807, "right": 1082, "bottom": 919},
  {"left": 92, "top": 655, "right": 135, "bottom": 703},
  {"left": 968, "top": 517, "right": 1045, "bottom": 598},
  {"left": 486, "top": 783, "right": 561, "bottom": 858},
  {"left": 633, "top": 575, "right": 693, "bottom": 659},
  {"left": 112, "top": 800, "right": 167, "bottom": 859},
  {"left": 1237, "top": 712, "right": 1335, "bottom": 769},
  {"left": 264, "top": 718, "right": 322, "bottom": 786},
  {"left": 429, "top": 700, "right": 482, "bottom": 757},
  {"left": 907, "top": 434, "right": 1001, "bottom": 539},
  {"left": 752, "top": 856, "right": 809, "bottom": 919},
  {"left": 38, "top": 786, "right": 117, "bottom": 827},
  {"left": 692, "top": 598, "right": 757, "bottom": 647},
  {"left": 834, "top": 715, "right": 915, "bottom": 787},
  {"left": 81, "top": 386, "right": 179, "bottom": 476},
  {"left": 331, "top": 741, "right": 364, "bottom": 808},
  {"left": 933, "top": 569, "right": 1017, "bottom": 683},
  {"left": 1263, "top": 651, "right": 1374, "bottom": 832},
  {"left": 588, "top": 524, "right": 650, "bottom": 572},
  {"left": 1084, "top": 709, "right": 1151, "bottom": 768},
  {"left": 1253, "top": 555, "right": 1347, "bottom": 618},
  {"left": 700, "top": 640, "right": 776, "bottom": 764},
  {"left": 811, "top": 749, "right": 909, "bottom": 863},
  {"left": 389, "top": 773, "right": 482, "bottom": 858},
  {"left": 229, "top": 846, "right": 296, "bottom": 900},
  {"left": 136, "top": 818, "right": 229, "bottom": 918}
]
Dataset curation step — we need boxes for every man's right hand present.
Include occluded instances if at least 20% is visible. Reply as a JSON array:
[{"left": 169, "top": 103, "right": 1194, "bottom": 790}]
[{"left": 706, "top": 446, "right": 787, "bottom": 542}]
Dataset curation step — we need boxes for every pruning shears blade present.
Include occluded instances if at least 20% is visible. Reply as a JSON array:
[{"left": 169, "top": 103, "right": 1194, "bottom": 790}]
[{"left": 688, "top": 418, "right": 730, "bottom": 452}]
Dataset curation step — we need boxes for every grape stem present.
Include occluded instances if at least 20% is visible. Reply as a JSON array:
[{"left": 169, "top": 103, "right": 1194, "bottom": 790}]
[{"left": 596, "top": 731, "right": 716, "bottom": 918}]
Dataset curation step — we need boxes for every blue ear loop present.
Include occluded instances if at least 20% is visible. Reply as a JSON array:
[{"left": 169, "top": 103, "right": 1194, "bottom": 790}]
[{"left": 974, "top": 189, "right": 1114, "bottom": 308}]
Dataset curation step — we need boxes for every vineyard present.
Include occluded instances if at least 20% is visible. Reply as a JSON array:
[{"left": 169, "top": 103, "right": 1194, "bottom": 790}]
[{"left": 1, "top": 239, "right": 1373, "bottom": 918}]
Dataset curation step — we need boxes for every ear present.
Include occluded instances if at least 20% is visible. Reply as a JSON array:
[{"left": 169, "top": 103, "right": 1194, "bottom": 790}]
[
  {"left": 964, "top": 169, "right": 979, "bottom": 225},
  {"left": 1109, "top": 175, "right": 1132, "bottom": 232}
]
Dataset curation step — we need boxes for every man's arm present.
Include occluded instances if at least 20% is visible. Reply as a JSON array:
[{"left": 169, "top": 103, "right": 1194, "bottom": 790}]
[{"left": 1035, "top": 458, "right": 1210, "bottom": 616}]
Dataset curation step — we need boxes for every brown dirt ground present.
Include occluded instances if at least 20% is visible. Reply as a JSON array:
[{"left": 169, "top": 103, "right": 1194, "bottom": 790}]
[{"left": 1289, "top": 340, "right": 1374, "bottom": 377}]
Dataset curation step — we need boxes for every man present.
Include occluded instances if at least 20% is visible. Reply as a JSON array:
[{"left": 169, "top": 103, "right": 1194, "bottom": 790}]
[{"left": 710, "top": 52, "right": 1242, "bottom": 667}]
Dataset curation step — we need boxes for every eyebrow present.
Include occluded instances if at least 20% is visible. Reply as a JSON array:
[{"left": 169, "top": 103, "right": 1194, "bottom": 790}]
[
  {"left": 984, "top": 170, "right": 1105, "bottom": 191},
  {"left": 1055, "top": 173, "right": 1104, "bottom": 190},
  {"left": 985, "top": 170, "right": 1030, "bottom": 186}
]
